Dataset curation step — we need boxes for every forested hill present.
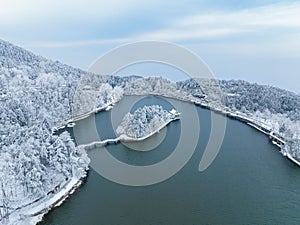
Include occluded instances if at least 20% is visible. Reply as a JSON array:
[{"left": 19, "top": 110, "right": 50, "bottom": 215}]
[
  {"left": 0, "top": 39, "right": 92, "bottom": 223},
  {"left": 0, "top": 39, "right": 84, "bottom": 79},
  {"left": 177, "top": 78, "right": 300, "bottom": 121},
  {"left": 219, "top": 80, "right": 300, "bottom": 121}
]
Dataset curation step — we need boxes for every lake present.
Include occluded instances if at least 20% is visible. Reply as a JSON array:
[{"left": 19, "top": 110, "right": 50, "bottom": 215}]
[{"left": 42, "top": 95, "right": 300, "bottom": 225}]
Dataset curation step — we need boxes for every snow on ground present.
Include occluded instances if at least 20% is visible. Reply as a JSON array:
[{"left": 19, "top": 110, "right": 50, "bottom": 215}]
[
  {"left": 0, "top": 39, "right": 299, "bottom": 224},
  {"left": 8, "top": 176, "right": 82, "bottom": 225}
]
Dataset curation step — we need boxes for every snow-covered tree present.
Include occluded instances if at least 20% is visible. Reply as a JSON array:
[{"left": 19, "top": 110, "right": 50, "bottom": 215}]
[{"left": 117, "top": 105, "right": 171, "bottom": 138}]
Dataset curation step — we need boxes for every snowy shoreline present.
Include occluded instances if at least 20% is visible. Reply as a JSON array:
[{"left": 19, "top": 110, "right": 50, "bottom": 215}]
[
  {"left": 191, "top": 99, "right": 300, "bottom": 166},
  {"left": 22, "top": 100, "right": 177, "bottom": 224},
  {"left": 126, "top": 93, "right": 298, "bottom": 166},
  {"left": 4, "top": 106, "right": 115, "bottom": 225},
  {"left": 6, "top": 173, "right": 87, "bottom": 225},
  {"left": 24, "top": 105, "right": 118, "bottom": 225},
  {"left": 77, "top": 93, "right": 298, "bottom": 166},
  {"left": 52, "top": 102, "right": 116, "bottom": 134},
  {"left": 30, "top": 104, "right": 179, "bottom": 223},
  {"left": 18, "top": 94, "right": 297, "bottom": 225}
]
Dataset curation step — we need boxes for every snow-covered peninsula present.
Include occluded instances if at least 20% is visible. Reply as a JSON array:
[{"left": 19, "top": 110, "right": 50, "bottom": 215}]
[{"left": 80, "top": 105, "right": 180, "bottom": 151}]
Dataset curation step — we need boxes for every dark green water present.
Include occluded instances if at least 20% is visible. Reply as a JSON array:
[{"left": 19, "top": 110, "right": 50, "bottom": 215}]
[{"left": 42, "top": 96, "right": 300, "bottom": 225}]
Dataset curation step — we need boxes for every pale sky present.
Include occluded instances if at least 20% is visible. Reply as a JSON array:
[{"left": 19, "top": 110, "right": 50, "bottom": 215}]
[{"left": 0, "top": 0, "right": 299, "bottom": 93}]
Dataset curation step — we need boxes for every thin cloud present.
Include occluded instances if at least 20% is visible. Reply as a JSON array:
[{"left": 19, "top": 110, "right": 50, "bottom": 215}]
[
  {"left": 136, "top": 2, "right": 300, "bottom": 42},
  {"left": 0, "top": 0, "right": 150, "bottom": 26},
  {"left": 19, "top": 1, "right": 300, "bottom": 48},
  {"left": 136, "top": 28, "right": 242, "bottom": 41}
]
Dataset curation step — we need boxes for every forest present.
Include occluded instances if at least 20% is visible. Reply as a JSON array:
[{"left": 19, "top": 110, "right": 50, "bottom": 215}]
[{"left": 0, "top": 39, "right": 299, "bottom": 223}]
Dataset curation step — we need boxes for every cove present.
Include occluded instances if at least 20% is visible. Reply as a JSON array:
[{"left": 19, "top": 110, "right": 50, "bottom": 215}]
[{"left": 42, "top": 95, "right": 300, "bottom": 225}]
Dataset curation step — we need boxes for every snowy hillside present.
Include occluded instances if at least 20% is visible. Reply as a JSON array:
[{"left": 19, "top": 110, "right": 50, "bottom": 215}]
[
  {"left": 0, "top": 39, "right": 84, "bottom": 79},
  {"left": 219, "top": 79, "right": 300, "bottom": 159},
  {"left": 219, "top": 80, "right": 300, "bottom": 121},
  {"left": 178, "top": 78, "right": 300, "bottom": 158},
  {"left": 0, "top": 39, "right": 90, "bottom": 223},
  {"left": 0, "top": 39, "right": 122, "bottom": 223}
]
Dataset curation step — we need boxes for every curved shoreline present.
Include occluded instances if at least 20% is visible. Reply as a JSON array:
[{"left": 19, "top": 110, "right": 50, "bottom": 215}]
[
  {"left": 191, "top": 99, "right": 300, "bottom": 166},
  {"left": 7, "top": 174, "right": 87, "bottom": 225},
  {"left": 52, "top": 102, "right": 117, "bottom": 134},
  {"left": 27, "top": 98, "right": 178, "bottom": 224},
  {"left": 126, "top": 94, "right": 298, "bottom": 166},
  {"left": 29, "top": 93, "right": 298, "bottom": 225},
  {"left": 68, "top": 93, "right": 298, "bottom": 167}
]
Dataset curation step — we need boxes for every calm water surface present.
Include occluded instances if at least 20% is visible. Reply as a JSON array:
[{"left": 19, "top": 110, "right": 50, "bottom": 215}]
[{"left": 42, "top": 96, "right": 300, "bottom": 225}]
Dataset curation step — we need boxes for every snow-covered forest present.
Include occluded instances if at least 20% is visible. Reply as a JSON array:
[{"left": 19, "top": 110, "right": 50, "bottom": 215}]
[
  {"left": 113, "top": 76, "right": 300, "bottom": 158},
  {"left": 0, "top": 39, "right": 121, "bottom": 223},
  {"left": 0, "top": 38, "right": 300, "bottom": 223},
  {"left": 73, "top": 82, "right": 123, "bottom": 116},
  {"left": 219, "top": 80, "right": 300, "bottom": 121},
  {"left": 178, "top": 78, "right": 300, "bottom": 158},
  {"left": 219, "top": 79, "right": 300, "bottom": 159},
  {"left": 71, "top": 72, "right": 300, "bottom": 157},
  {"left": 117, "top": 105, "right": 172, "bottom": 138}
]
